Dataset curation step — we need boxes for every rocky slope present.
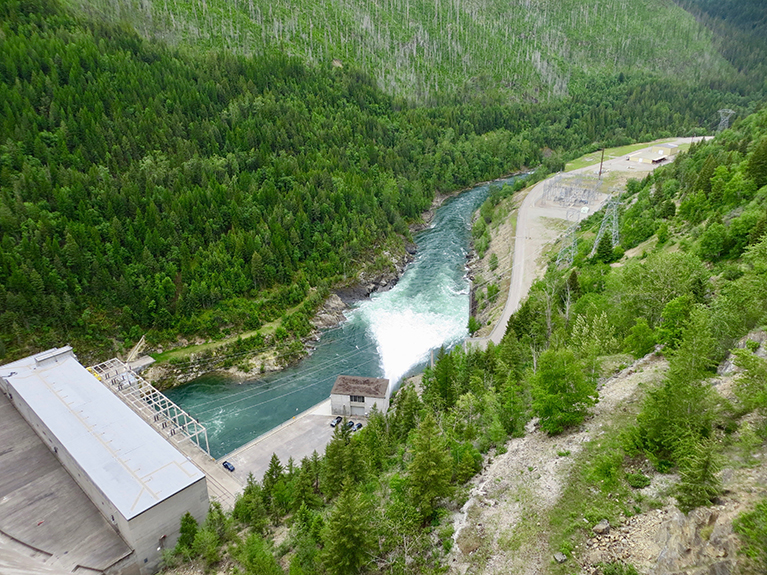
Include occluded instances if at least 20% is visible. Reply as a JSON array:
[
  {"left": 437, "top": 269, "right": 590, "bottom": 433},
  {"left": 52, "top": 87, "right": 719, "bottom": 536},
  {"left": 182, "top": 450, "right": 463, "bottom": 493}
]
[{"left": 448, "top": 346, "right": 766, "bottom": 575}]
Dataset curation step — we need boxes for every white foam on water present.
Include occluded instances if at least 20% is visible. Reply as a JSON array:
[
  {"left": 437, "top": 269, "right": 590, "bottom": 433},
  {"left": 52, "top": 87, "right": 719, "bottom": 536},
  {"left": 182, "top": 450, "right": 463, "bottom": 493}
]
[{"left": 351, "top": 276, "right": 469, "bottom": 385}]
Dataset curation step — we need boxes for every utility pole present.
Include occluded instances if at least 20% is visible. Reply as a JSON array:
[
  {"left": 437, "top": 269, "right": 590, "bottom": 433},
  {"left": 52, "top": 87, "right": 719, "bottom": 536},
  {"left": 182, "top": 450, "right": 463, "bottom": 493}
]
[
  {"left": 598, "top": 148, "right": 605, "bottom": 178},
  {"left": 590, "top": 196, "right": 621, "bottom": 258},
  {"left": 556, "top": 224, "right": 578, "bottom": 268}
]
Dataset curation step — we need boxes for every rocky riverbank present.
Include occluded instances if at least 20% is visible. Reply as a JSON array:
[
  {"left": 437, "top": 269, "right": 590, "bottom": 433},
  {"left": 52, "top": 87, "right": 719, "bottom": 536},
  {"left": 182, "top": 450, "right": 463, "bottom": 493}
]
[
  {"left": 142, "top": 174, "right": 525, "bottom": 390},
  {"left": 144, "top": 241, "right": 415, "bottom": 390}
]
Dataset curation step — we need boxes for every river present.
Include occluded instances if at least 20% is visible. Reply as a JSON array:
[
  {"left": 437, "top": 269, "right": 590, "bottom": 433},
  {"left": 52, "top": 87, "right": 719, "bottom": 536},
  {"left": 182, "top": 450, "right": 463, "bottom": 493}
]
[{"left": 166, "top": 177, "right": 519, "bottom": 458}]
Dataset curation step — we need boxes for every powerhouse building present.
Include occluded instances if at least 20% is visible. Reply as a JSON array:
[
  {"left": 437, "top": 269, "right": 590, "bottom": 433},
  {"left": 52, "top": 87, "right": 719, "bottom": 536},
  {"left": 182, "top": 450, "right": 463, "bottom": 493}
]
[{"left": 0, "top": 347, "right": 209, "bottom": 574}]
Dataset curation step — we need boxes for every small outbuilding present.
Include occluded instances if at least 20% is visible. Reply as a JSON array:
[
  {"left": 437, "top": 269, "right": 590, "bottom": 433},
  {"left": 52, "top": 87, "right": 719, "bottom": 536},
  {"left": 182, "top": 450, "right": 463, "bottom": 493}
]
[
  {"left": 651, "top": 143, "right": 679, "bottom": 156},
  {"left": 330, "top": 375, "right": 390, "bottom": 417}
]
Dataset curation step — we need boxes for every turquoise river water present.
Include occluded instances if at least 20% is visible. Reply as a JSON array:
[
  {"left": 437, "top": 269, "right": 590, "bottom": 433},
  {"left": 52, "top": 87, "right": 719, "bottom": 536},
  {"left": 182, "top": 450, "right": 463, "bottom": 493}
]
[{"left": 166, "top": 178, "right": 519, "bottom": 458}]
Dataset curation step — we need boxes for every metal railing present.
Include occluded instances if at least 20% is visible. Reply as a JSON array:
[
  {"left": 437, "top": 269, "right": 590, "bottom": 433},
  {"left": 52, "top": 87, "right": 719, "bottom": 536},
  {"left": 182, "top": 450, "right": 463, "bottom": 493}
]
[{"left": 89, "top": 358, "right": 211, "bottom": 457}]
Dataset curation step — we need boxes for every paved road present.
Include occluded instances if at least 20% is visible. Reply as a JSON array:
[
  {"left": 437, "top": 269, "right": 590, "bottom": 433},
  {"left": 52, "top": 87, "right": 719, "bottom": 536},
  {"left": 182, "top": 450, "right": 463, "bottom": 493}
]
[{"left": 469, "top": 138, "right": 705, "bottom": 349}]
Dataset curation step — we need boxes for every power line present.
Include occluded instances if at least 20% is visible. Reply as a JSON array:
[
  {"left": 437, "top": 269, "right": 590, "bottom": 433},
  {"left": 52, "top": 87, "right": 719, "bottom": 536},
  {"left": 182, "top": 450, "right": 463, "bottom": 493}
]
[
  {"left": 556, "top": 224, "right": 578, "bottom": 268},
  {"left": 195, "top": 354, "right": 382, "bottom": 420},
  {"left": 184, "top": 339, "right": 381, "bottom": 414},
  {"left": 589, "top": 195, "right": 621, "bottom": 258}
]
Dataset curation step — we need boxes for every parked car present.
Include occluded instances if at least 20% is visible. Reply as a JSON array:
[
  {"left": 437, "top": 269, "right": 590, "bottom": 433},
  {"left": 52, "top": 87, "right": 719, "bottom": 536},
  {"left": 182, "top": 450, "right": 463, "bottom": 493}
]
[
  {"left": 354, "top": 422, "right": 363, "bottom": 431},
  {"left": 330, "top": 416, "right": 343, "bottom": 427},
  {"left": 346, "top": 420, "right": 355, "bottom": 429},
  {"left": 222, "top": 461, "right": 235, "bottom": 472}
]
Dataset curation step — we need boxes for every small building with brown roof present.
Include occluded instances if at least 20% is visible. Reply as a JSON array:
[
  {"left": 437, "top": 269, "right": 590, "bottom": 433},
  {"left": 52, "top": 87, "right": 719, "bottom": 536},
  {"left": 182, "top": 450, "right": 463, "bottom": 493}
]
[{"left": 330, "top": 375, "right": 390, "bottom": 417}]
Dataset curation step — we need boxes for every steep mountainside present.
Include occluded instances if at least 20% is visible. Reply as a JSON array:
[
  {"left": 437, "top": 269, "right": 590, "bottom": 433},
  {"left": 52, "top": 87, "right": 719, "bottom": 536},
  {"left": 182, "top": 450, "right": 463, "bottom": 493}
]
[
  {"left": 155, "top": 107, "right": 767, "bottom": 575},
  {"left": 67, "top": 0, "right": 736, "bottom": 102},
  {"left": 673, "top": 0, "right": 767, "bottom": 92},
  {"left": 3, "top": 0, "right": 756, "bottom": 363}
]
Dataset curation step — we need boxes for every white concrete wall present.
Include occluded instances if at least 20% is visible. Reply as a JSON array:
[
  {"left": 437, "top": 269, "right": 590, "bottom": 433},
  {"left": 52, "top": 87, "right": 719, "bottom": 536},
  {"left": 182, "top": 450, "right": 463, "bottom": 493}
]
[
  {"left": 331, "top": 394, "right": 388, "bottom": 416},
  {"left": 126, "top": 478, "right": 209, "bottom": 575},
  {"left": 364, "top": 395, "right": 388, "bottom": 414},
  {"left": 1, "top": 378, "right": 209, "bottom": 575},
  {"left": 331, "top": 393, "right": 351, "bottom": 416}
]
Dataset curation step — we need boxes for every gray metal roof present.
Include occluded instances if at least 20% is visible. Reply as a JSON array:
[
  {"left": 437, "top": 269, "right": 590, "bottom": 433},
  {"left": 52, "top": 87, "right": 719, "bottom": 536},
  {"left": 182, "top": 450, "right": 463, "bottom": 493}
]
[{"left": 0, "top": 348, "right": 204, "bottom": 520}]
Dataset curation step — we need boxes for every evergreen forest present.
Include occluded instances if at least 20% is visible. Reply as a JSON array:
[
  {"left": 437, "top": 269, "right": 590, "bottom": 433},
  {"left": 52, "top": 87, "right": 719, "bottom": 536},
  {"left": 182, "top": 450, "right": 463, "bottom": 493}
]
[
  {"left": 2, "top": 0, "right": 767, "bottom": 573},
  {"left": 1, "top": 0, "right": 765, "bottom": 363},
  {"left": 68, "top": 0, "right": 740, "bottom": 103},
  {"left": 161, "top": 107, "right": 767, "bottom": 574}
]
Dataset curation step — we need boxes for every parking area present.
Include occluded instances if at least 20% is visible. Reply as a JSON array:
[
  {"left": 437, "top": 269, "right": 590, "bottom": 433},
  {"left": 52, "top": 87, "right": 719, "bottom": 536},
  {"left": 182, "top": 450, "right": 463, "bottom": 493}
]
[{"left": 222, "top": 399, "right": 341, "bottom": 484}]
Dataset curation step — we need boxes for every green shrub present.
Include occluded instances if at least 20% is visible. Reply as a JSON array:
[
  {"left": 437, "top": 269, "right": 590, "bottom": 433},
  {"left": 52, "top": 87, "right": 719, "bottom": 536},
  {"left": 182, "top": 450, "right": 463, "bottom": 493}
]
[
  {"left": 587, "top": 451, "right": 623, "bottom": 492},
  {"left": 597, "top": 561, "right": 640, "bottom": 575},
  {"left": 192, "top": 528, "right": 220, "bottom": 568},
  {"left": 734, "top": 497, "right": 767, "bottom": 571},
  {"left": 625, "top": 472, "right": 651, "bottom": 489},
  {"left": 489, "top": 252, "right": 499, "bottom": 271}
]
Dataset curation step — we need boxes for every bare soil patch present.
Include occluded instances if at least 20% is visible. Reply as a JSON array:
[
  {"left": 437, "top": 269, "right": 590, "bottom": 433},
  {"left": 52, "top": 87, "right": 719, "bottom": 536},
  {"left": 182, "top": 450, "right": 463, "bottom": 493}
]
[{"left": 448, "top": 354, "right": 668, "bottom": 575}]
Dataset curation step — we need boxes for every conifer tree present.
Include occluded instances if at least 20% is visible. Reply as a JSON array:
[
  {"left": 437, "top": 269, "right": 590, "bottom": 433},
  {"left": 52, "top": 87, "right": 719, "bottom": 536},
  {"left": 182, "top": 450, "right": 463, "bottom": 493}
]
[
  {"left": 594, "top": 232, "right": 615, "bottom": 264},
  {"left": 321, "top": 480, "right": 372, "bottom": 575},
  {"left": 176, "top": 512, "right": 198, "bottom": 554},
  {"left": 292, "top": 460, "right": 321, "bottom": 511},
  {"left": 675, "top": 439, "right": 722, "bottom": 513},
  {"left": 746, "top": 137, "right": 767, "bottom": 189},
  {"left": 637, "top": 306, "right": 718, "bottom": 459},
  {"left": 531, "top": 348, "right": 597, "bottom": 435},
  {"left": 407, "top": 413, "right": 453, "bottom": 521},
  {"left": 239, "top": 533, "right": 283, "bottom": 575},
  {"left": 262, "top": 453, "right": 284, "bottom": 514},
  {"left": 320, "top": 423, "right": 353, "bottom": 499}
]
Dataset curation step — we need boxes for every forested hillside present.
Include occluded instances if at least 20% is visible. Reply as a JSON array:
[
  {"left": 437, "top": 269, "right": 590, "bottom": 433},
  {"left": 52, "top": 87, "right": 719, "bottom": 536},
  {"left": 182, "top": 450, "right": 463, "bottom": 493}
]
[
  {"left": 673, "top": 0, "right": 767, "bottom": 91},
  {"left": 68, "top": 0, "right": 738, "bottom": 103},
  {"left": 156, "top": 107, "right": 767, "bottom": 575},
  {"left": 2, "top": 0, "right": 757, "bottom": 362}
]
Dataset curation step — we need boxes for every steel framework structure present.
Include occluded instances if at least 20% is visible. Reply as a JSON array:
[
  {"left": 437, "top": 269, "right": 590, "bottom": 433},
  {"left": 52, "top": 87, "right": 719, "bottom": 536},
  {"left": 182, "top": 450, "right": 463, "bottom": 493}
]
[
  {"left": 718, "top": 109, "right": 735, "bottom": 133},
  {"left": 89, "top": 358, "right": 211, "bottom": 456},
  {"left": 556, "top": 224, "right": 579, "bottom": 268},
  {"left": 590, "top": 196, "right": 621, "bottom": 257},
  {"left": 542, "top": 174, "right": 599, "bottom": 207}
]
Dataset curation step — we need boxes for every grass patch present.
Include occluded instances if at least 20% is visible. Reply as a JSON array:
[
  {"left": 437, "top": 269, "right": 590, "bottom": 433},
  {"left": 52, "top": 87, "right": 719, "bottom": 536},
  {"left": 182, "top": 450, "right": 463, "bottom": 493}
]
[
  {"left": 151, "top": 300, "right": 305, "bottom": 363},
  {"left": 597, "top": 561, "right": 640, "bottom": 575},
  {"left": 547, "top": 424, "right": 634, "bottom": 574},
  {"left": 499, "top": 511, "right": 541, "bottom": 553}
]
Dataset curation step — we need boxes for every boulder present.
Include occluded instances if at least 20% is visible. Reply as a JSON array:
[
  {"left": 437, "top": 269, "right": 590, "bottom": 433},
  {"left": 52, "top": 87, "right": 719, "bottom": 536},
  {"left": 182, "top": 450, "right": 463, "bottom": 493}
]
[{"left": 593, "top": 520, "right": 611, "bottom": 535}]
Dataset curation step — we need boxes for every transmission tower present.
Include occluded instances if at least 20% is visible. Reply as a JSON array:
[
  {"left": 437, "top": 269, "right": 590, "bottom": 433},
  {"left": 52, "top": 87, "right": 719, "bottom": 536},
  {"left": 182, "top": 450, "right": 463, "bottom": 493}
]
[
  {"left": 556, "top": 224, "right": 578, "bottom": 268},
  {"left": 718, "top": 109, "right": 735, "bottom": 133},
  {"left": 590, "top": 197, "right": 620, "bottom": 258}
]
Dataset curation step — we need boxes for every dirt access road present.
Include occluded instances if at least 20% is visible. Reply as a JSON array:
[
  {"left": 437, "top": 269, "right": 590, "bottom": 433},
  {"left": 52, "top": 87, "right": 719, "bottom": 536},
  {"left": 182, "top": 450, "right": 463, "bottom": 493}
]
[{"left": 468, "top": 137, "right": 706, "bottom": 348}]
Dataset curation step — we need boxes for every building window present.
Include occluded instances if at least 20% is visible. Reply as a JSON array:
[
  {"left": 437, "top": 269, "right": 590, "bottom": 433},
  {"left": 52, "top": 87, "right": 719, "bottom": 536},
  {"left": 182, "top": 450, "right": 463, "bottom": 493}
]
[{"left": 350, "top": 395, "right": 364, "bottom": 403}]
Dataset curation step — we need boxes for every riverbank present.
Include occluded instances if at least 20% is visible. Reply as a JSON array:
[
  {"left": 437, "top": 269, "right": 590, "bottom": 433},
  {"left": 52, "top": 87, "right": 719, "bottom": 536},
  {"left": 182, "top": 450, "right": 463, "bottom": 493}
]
[
  {"left": 143, "top": 175, "right": 524, "bottom": 390},
  {"left": 143, "top": 241, "right": 414, "bottom": 389}
]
